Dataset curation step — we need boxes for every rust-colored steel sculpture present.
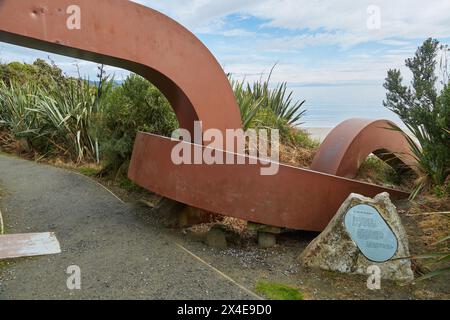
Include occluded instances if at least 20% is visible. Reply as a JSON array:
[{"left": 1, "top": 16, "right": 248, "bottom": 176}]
[
  {"left": 0, "top": 0, "right": 415, "bottom": 232},
  {"left": 129, "top": 133, "right": 409, "bottom": 231},
  {"left": 311, "top": 119, "right": 416, "bottom": 178}
]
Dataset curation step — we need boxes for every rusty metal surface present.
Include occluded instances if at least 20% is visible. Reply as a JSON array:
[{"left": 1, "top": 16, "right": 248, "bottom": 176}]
[
  {"left": 0, "top": 0, "right": 243, "bottom": 134},
  {"left": 311, "top": 119, "right": 416, "bottom": 178},
  {"left": 0, "top": 1, "right": 414, "bottom": 232},
  {"left": 129, "top": 133, "right": 409, "bottom": 232},
  {"left": 0, "top": 233, "right": 61, "bottom": 259}
]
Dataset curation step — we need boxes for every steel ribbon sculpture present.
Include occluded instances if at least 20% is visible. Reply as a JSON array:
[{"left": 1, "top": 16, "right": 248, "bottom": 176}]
[{"left": 0, "top": 0, "right": 415, "bottom": 231}]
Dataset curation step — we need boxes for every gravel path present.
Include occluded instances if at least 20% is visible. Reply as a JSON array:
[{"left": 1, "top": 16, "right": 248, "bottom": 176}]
[{"left": 0, "top": 155, "right": 255, "bottom": 300}]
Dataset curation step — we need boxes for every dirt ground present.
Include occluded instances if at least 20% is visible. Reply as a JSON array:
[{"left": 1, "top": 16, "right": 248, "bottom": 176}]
[
  {"left": 0, "top": 154, "right": 449, "bottom": 300},
  {"left": 158, "top": 210, "right": 450, "bottom": 300}
]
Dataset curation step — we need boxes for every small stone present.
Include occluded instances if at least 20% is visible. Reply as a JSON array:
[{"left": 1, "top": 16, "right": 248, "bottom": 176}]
[
  {"left": 206, "top": 226, "right": 227, "bottom": 249},
  {"left": 299, "top": 192, "right": 414, "bottom": 282},
  {"left": 258, "top": 232, "right": 276, "bottom": 248}
]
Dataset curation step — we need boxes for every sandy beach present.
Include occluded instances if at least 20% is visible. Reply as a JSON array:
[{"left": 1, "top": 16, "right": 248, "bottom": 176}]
[{"left": 304, "top": 125, "right": 416, "bottom": 144}]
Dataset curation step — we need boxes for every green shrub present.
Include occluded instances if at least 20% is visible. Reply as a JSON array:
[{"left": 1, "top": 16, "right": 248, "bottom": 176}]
[
  {"left": 0, "top": 59, "right": 66, "bottom": 87},
  {"left": 358, "top": 156, "right": 401, "bottom": 186},
  {"left": 99, "top": 74, "right": 178, "bottom": 176},
  {"left": 384, "top": 38, "right": 450, "bottom": 197}
]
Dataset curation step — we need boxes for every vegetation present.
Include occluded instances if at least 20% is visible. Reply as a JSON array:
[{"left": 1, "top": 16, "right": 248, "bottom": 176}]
[
  {"left": 230, "top": 71, "right": 316, "bottom": 150},
  {"left": 357, "top": 155, "right": 402, "bottom": 187},
  {"left": 231, "top": 71, "right": 305, "bottom": 127},
  {"left": 414, "top": 236, "right": 450, "bottom": 281},
  {"left": 0, "top": 43, "right": 447, "bottom": 286},
  {"left": 0, "top": 58, "right": 66, "bottom": 86},
  {"left": 77, "top": 166, "right": 102, "bottom": 177},
  {"left": 255, "top": 281, "right": 304, "bottom": 300},
  {"left": 0, "top": 59, "right": 314, "bottom": 179},
  {"left": 230, "top": 78, "right": 263, "bottom": 130},
  {"left": 0, "top": 61, "right": 178, "bottom": 174},
  {"left": 0, "top": 78, "right": 100, "bottom": 163},
  {"left": 384, "top": 39, "right": 450, "bottom": 280},
  {"left": 384, "top": 38, "right": 450, "bottom": 198},
  {"left": 98, "top": 74, "right": 178, "bottom": 176}
]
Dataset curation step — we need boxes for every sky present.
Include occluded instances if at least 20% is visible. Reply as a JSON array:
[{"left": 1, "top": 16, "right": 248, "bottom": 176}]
[{"left": 1, "top": 0, "right": 450, "bottom": 127}]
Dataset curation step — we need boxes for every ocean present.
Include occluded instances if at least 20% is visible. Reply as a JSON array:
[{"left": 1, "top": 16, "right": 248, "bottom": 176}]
[{"left": 292, "top": 84, "right": 403, "bottom": 128}]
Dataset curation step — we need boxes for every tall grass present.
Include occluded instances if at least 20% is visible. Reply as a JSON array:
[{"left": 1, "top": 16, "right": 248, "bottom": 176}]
[
  {"left": 34, "top": 80, "right": 98, "bottom": 162},
  {"left": 0, "top": 81, "right": 41, "bottom": 138},
  {"left": 0, "top": 78, "right": 102, "bottom": 163},
  {"left": 230, "top": 67, "right": 306, "bottom": 128},
  {"left": 230, "top": 78, "right": 263, "bottom": 130},
  {"left": 414, "top": 234, "right": 450, "bottom": 281},
  {"left": 391, "top": 123, "right": 450, "bottom": 199}
]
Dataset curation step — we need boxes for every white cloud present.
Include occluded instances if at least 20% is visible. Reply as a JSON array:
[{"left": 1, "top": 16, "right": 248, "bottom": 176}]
[
  {"left": 1, "top": 0, "right": 447, "bottom": 116},
  {"left": 134, "top": 0, "right": 450, "bottom": 44},
  {"left": 128, "top": 0, "right": 448, "bottom": 100},
  {"left": 224, "top": 52, "right": 409, "bottom": 86},
  {"left": 221, "top": 29, "right": 256, "bottom": 37},
  {"left": 0, "top": 0, "right": 444, "bottom": 128}
]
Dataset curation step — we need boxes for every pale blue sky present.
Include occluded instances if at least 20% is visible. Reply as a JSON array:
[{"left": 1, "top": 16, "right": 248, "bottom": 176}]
[{"left": 1, "top": 0, "right": 449, "bottom": 127}]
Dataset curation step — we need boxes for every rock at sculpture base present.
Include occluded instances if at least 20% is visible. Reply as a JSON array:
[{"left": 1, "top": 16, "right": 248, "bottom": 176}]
[
  {"left": 179, "top": 206, "right": 217, "bottom": 228},
  {"left": 299, "top": 192, "right": 414, "bottom": 282},
  {"left": 258, "top": 232, "right": 277, "bottom": 248},
  {"left": 206, "top": 226, "right": 227, "bottom": 249},
  {"left": 150, "top": 198, "right": 216, "bottom": 228}
]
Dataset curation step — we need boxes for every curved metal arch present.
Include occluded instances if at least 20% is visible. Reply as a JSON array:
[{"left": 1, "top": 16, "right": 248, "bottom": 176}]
[
  {"left": 0, "top": 0, "right": 243, "bottom": 134},
  {"left": 0, "top": 1, "right": 415, "bottom": 232},
  {"left": 311, "top": 119, "right": 417, "bottom": 178}
]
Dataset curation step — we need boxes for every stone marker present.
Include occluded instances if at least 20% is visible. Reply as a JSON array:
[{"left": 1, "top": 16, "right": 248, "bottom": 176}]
[{"left": 299, "top": 192, "right": 414, "bottom": 282}]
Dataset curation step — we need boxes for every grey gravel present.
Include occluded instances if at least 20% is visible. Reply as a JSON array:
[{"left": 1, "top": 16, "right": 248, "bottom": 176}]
[{"left": 0, "top": 155, "right": 254, "bottom": 300}]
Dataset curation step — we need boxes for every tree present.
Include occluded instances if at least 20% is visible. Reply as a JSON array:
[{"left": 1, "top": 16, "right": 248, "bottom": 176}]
[
  {"left": 0, "top": 58, "right": 66, "bottom": 87},
  {"left": 384, "top": 38, "right": 450, "bottom": 196}
]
